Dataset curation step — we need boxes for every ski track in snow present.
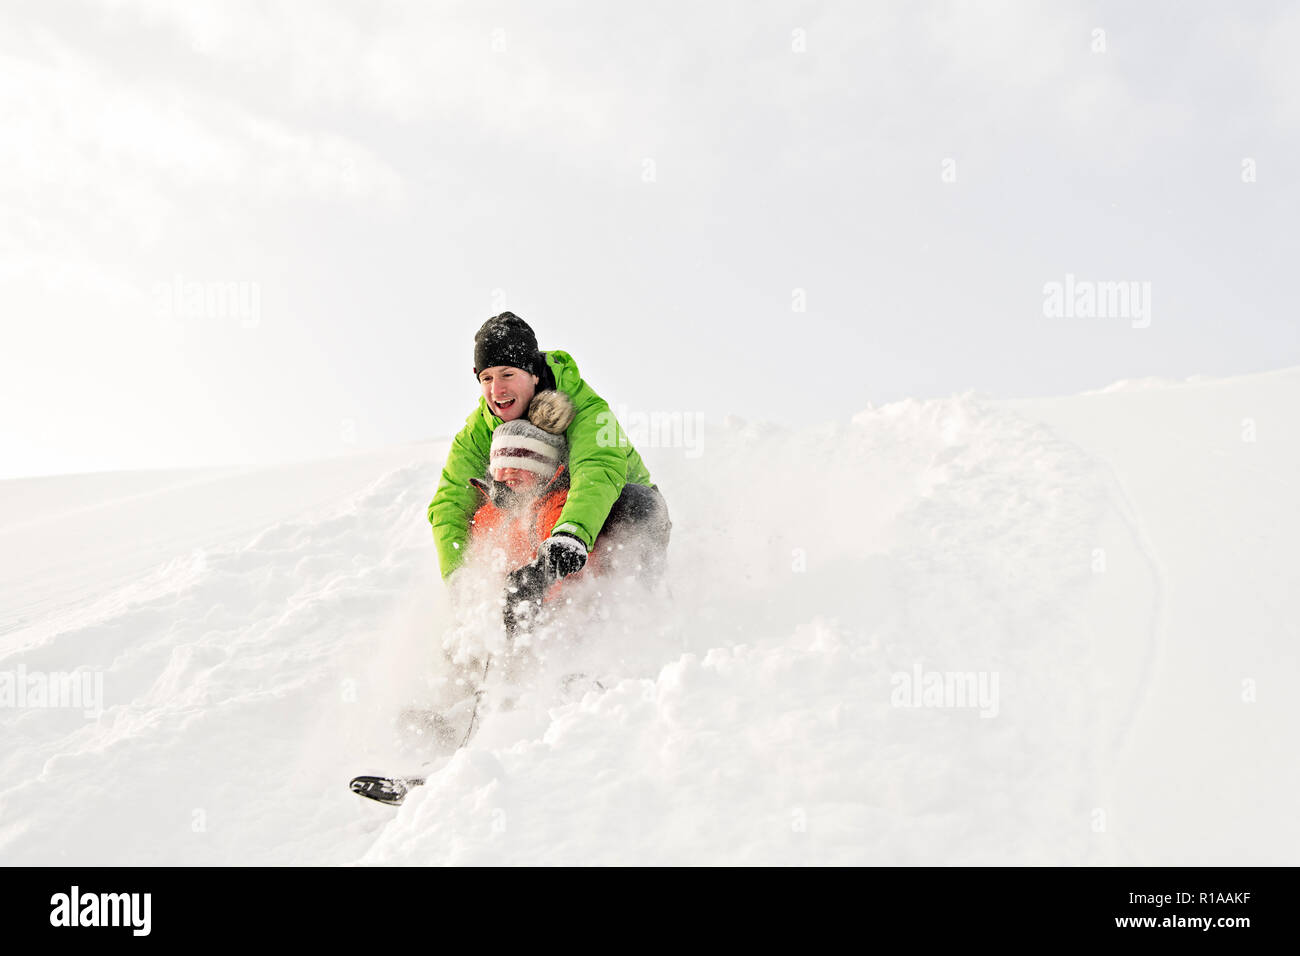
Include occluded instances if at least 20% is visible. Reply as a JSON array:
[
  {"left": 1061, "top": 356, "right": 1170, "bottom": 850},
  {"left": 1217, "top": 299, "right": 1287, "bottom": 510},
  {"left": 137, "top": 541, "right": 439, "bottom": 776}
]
[{"left": 1, "top": 372, "right": 1295, "bottom": 865}]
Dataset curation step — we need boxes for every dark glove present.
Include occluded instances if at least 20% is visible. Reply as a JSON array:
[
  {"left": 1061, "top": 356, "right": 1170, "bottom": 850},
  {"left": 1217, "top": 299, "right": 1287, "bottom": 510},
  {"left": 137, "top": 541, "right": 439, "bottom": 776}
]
[
  {"left": 503, "top": 559, "right": 547, "bottom": 636},
  {"left": 540, "top": 532, "right": 588, "bottom": 579},
  {"left": 470, "top": 475, "right": 520, "bottom": 510},
  {"left": 502, "top": 534, "right": 587, "bottom": 635}
]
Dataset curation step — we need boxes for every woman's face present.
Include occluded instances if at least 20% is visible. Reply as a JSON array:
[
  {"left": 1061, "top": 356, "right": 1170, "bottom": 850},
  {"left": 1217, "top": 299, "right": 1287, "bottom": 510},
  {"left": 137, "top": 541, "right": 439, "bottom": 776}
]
[
  {"left": 477, "top": 365, "right": 539, "bottom": 422},
  {"left": 491, "top": 465, "right": 542, "bottom": 491}
]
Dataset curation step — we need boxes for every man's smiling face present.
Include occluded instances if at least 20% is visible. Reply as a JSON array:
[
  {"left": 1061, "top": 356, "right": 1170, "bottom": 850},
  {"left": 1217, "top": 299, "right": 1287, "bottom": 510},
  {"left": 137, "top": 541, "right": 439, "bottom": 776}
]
[{"left": 477, "top": 365, "right": 540, "bottom": 422}]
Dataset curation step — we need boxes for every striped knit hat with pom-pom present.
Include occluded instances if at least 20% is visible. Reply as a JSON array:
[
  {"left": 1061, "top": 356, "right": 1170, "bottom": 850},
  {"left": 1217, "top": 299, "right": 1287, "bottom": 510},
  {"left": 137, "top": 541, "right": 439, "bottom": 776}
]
[{"left": 489, "top": 419, "right": 566, "bottom": 479}]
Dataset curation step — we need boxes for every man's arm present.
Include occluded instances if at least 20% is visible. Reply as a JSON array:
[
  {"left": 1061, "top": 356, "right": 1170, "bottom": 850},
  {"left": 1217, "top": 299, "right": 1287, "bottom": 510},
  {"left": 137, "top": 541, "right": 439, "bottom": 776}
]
[
  {"left": 428, "top": 409, "right": 493, "bottom": 578},
  {"left": 548, "top": 378, "right": 631, "bottom": 551}
]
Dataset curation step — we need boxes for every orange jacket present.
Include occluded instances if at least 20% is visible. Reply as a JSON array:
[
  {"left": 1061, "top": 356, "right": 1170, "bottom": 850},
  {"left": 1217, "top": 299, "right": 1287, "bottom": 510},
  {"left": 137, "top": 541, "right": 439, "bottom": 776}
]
[{"left": 468, "top": 466, "right": 598, "bottom": 591}]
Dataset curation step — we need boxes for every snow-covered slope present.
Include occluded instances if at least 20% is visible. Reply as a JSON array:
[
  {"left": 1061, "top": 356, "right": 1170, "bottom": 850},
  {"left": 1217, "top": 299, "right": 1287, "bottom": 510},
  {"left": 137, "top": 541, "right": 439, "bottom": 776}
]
[
  {"left": 1, "top": 370, "right": 1295, "bottom": 865},
  {"left": 1004, "top": 367, "right": 1300, "bottom": 865}
]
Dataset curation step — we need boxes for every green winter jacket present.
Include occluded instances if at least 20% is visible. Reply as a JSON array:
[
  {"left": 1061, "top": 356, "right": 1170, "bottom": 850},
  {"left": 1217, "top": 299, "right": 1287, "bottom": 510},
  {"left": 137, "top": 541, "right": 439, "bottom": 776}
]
[{"left": 428, "top": 350, "right": 654, "bottom": 579}]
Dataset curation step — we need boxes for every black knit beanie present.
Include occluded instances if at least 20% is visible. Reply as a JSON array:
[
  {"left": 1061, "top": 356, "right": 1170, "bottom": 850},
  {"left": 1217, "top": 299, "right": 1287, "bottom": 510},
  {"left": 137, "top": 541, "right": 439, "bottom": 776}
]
[{"left": 473, "top": 312, "right": 543, "bottom": 378}]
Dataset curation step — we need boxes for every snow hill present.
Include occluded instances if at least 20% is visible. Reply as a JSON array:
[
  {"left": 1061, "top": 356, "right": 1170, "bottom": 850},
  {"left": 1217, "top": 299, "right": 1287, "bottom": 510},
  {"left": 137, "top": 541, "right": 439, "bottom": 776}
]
[{"left": 1, "top": 368, "right": 1296, "bottom": 865}]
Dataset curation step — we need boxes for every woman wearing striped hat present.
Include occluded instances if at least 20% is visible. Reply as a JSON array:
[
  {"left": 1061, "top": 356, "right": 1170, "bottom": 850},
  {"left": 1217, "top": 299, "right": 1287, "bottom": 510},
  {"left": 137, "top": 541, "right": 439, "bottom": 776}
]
[{"left": 469, "top": 417, "right": 573, "bottom": 576}]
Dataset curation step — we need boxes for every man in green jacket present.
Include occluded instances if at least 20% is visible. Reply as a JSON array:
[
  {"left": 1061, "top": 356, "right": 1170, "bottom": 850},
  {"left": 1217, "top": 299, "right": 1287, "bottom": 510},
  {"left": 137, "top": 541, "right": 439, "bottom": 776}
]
[{"left": 428, "top": 312, "right": 670, "bottom": 596}]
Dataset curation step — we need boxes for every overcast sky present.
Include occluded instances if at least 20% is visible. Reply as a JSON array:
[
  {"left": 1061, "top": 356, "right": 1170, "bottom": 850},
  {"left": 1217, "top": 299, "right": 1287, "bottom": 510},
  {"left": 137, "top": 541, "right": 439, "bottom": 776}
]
[{"left": 2, "top": 0, "right": 1298, "bottom": 479}]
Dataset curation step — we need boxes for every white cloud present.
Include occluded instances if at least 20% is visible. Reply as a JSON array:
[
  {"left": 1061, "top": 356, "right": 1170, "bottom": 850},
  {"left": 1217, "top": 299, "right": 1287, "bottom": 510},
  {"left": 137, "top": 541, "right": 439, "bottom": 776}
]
[
  {"left": 0, "top": 13, "right": 403, "bottom": 256},
  {"left": 89, "top": 0, "right": 625, "bottom": 140}
]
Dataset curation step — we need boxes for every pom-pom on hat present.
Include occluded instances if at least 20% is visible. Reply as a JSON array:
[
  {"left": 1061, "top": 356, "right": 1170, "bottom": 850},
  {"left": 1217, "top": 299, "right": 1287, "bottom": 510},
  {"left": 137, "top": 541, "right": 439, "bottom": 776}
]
[{"left": 527, "top": 390, "right": 575, "bottom": 435}]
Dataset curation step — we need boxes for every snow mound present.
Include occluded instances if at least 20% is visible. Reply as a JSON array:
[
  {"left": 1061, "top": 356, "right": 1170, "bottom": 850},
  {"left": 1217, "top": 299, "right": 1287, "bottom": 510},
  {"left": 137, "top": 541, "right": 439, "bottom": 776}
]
[{"left": 1, "top": 370, "right": 1296, "bottom": 864}]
